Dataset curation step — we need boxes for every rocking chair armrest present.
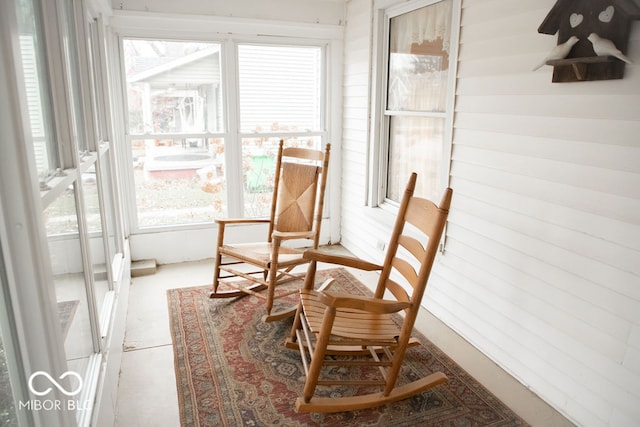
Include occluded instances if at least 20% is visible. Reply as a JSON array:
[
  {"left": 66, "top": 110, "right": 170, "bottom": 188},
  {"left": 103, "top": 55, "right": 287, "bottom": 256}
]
[
  {"left": 271, "top": 230, "right": 315, "bottom": 241},
  {"left": 313, "top": 290, "right": 411, "bottom": 314},
  {"left": 302, "top": 249, "right": 383, "bottom": 272},
  {"left": 215, "top": 218, "right": 271, "bottom": 226}
]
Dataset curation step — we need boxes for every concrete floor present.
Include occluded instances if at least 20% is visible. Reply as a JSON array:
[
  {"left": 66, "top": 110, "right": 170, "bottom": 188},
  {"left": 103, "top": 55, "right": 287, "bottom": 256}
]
[{"left": 114, "top": 253, "right": 576, "bottom": 426}]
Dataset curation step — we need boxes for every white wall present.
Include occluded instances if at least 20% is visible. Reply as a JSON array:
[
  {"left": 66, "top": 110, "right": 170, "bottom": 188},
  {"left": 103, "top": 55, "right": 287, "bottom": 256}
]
[
  {"left": 128, "top": 219, "right": 335, "bottom": 264},
  {"left": 340, "top": 0, "right": 640, "bottom": 426}
]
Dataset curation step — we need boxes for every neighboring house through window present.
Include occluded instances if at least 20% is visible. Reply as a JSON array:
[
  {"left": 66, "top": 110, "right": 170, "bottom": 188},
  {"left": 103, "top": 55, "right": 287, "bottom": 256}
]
[{"left": 122, "top": 38, "right": 326, "bottom": 230}]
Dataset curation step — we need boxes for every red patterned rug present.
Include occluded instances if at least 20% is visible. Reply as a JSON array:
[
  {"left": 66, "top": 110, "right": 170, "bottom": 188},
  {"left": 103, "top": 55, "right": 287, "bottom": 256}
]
[{"left": 167, "top": 268, "right": 529, "bottom": 426}]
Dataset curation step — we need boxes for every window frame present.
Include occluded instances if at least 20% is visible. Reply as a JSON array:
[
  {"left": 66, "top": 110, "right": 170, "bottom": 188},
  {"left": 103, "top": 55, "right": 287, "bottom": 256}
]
[
  {"left": 2, "top": 0, "right": 126, "bottom": 424},
  {"left": 41, "top": 2, "right": 122, "bottom": 425},
  {"left": 370, "top": 0, "right": 461, "bottom": 208},
  {"left": 235, "top": 41, "right": 328, "bottom": 218},
  {"left": 117, "top": 32, "right": 332, "bottom": 233},
  {"left": 1, "top": 0, "right": 90, "bottom": 425}
]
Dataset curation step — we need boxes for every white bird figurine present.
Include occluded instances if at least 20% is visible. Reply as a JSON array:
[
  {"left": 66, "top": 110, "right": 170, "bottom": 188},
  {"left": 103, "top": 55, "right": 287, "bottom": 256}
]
[
  {"left": 533, "top": 36, "right": 580, "bottom": 71},
  {"left": 588, "top": 33, "right": 632, "bottom": 64}
]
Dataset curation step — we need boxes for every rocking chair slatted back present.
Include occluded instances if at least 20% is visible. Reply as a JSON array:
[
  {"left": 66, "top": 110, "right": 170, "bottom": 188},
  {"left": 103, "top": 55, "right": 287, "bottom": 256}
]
[{"left": 376, "top": 183, "right": 451, "bottom": 302}]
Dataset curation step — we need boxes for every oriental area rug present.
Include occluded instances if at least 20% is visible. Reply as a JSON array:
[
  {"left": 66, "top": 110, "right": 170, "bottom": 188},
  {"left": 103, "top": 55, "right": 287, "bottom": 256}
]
[{"left": 167, "top": 268, "right": 529, "bottom": 426}]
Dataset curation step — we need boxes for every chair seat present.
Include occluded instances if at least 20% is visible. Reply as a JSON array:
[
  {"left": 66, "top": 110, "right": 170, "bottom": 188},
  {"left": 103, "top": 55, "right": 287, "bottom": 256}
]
[
  {"left": 220, "top": 243, "right": 306, "bottom": 267},
  {"left": 300, "top": 290, "right": 401, "bottom": 342}
]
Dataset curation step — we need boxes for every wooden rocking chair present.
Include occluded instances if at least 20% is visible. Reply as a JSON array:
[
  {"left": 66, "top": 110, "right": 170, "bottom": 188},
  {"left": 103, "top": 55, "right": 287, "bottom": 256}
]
[
  {"left": 286, "top": 173, "right": 452, "bottom": 412},
  {"left": 209, "top": 139, "right": 330, "bottom": 322}
]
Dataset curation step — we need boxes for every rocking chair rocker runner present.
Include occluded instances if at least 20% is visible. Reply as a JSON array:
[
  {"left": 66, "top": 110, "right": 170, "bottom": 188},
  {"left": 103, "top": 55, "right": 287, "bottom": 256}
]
[
  {"left": 286, "top": 173, "right": 452, "bottom": 413},
  {"left": 209, "top": 139, "right": 330, "bottom": 323}
]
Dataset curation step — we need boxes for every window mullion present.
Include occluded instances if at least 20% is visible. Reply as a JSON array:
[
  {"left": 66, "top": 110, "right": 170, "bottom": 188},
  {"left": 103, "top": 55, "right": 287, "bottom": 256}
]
[{"left": 225, "top": 38, "right": 244, "bottom": 217}]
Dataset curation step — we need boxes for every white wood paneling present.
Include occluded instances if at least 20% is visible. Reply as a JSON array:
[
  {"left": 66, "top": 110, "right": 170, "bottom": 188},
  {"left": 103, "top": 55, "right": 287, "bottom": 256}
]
[
  {"left": 340, "top": 0, "right": 640, "bottom": 425},
  {"left": 340, "top": 0, "right": 376, "bottom": 256},
  {"left": 450, "top": 0, "right": 640, "bottom": 423}
]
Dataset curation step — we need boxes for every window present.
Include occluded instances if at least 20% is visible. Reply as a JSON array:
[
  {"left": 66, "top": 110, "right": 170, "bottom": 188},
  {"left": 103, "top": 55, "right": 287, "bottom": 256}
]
[
  {"left": 238, "top": 44, "right": 323, "bottom": 218},
  {"left": 123, "top": 39, "right": 226, "bottom": 227},
  {"left": 122, "top": 38, "right": 327, "bottom": 229},
  {"left": 378, "top": 0, "right": 457, "bottom": 204}
]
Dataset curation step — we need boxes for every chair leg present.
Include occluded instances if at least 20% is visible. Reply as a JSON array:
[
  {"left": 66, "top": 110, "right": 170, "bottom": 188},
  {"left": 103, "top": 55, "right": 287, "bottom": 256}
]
[
  {"left": 303, "top": 260, "right": 317, "bottom": 291},
  {"left": 263, "top": 263, "right": 307, "bottom": 322},
  {"left": 211, "top": 222, "right": 225, "bottom": 294},
  {"left": 212, "top": 253, "right": 222, "bottom": 294},
  {"left": 265, "top": 239, "right": 282, "bottom": 316},
  {"left": 383, "top": 344, "right": 409, "bottom": 396},
  {"left": 285, "top": 301, "right": 305, "bottom": 348},
  {"left": 265, "top": 269, "right": 277, "bottom": 316},
  {"left": 302, "top": 307, "right": 336, "bottom": 403}
]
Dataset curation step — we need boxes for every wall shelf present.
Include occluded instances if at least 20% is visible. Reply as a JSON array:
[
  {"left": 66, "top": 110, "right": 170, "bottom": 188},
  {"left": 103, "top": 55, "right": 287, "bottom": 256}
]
[{"left": 546, "top": 55, "right": 620, "bottom": 81}]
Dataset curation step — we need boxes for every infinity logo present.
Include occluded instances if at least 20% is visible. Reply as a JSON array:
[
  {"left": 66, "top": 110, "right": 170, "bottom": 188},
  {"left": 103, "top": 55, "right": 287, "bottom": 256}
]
[{"left": 28, "top": 371, "right": 83, "bottom": 397}]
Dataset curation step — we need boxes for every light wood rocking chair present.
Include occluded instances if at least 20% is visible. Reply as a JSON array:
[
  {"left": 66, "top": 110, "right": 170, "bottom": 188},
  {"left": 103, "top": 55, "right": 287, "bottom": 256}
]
[
  {"left": 209, "top": 139, "right": 330, "bottom": 322},
  {"left": 286, "top": 173, "right": 452, "bottom": 412}
]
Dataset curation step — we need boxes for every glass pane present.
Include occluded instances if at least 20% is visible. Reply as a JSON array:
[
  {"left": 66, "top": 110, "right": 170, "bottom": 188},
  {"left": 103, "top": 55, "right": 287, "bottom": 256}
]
[
  {"left": 0, "top": 246, "right": 18, "bottom": 427},
  {"left": 387, "top": 1, "right": 453, "bottom": 112},
  {"left": 123, "top": 39, "right": 223, "bottom": 134},
  {"left": 81, "top": 167, "right": 110, "bottom": 315},
  {"left": 0, "top": 335, "right": 17, "bottom": 426},
  {"left": 98, "top": 150, "right": 118, "bottom": 261},
  {"left": 44, "top": 187, "right": 96, "bottom": 393},
  {"left": 387, "top": 116, "right": 443, "bottom": 202},
  {"left": 16, "top": 0, "right": 58, "bottom": 180},
  {"left": 133, "top": 138, "right": 226, "bottom": 227},
  {"left": 88, "top": 20, "right": 108, "bottom": 142},
  {"left": 63, "top": 0, "right": 88, "bottom": 153},
  {"left": 238, "top": 45, "right": 322, "bottom": 133},
  {"left": 241, "top": 136, "right": 321, "bottom": 218}
]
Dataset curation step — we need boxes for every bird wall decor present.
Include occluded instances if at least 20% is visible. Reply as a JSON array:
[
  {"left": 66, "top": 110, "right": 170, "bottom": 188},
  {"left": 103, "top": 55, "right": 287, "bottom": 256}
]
[
  {"left": 537, "top": 0, "right": 640, "bottom": 82},
  {"left": 587, "top": 32, "right": 632, "bottom": 63},
  {"left": 533, "top": 35, "right": 580, "bottom": 71}
]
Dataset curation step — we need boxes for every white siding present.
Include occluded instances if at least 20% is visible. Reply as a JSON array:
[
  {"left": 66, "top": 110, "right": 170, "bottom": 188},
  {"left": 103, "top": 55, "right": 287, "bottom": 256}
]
[
  {"left": 340, "top": 0, "right": 640, "bottom": 426},
  {"left": 340, "top": 0, "right": 380, "bottom": 261}
]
